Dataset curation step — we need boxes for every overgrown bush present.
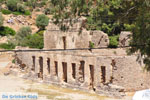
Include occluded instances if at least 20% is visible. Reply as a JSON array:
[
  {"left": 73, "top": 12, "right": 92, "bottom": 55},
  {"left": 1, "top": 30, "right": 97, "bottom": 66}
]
[
  {"left": 22, "top": 33, "right": 44, "bottom": 49},
  {"left": 15, "top": 26, "right": 32, "bottom": 45},
  {"left": 0, "top": 26, "right": 16, "bottom": 36},
  {"left": 44, "top": 8, "right": 51, "bottom": 15},
  {"left": 108, "top": 35, "right": 119, "bottom": 48},
  {"left": 0, "top": 42, "right": 16, "bottom": 50},
  {"left": 6, "top": 0, "right": 18, "bottom": 11},
  {"left": 24, "top": 10, "right": 31, "bottom": 15},
  {"left": 1, "top": 9, "right": 12, "bottom": 15},
  {"left": 17, "top": 3, "right": 26, "bottom": 13},
  {"left": 36, "top": 14, "right": 49, "bottom": 30},
  {"left": 89, "top": 41, "right": 95, "bottom": 48},
  {"left": 12, "top": 11, "right": 22, "bottom": 15},
  {"left": 124, "top": 24, "right": 136, "bottom": 31},
  {"left": 25, "top": 0, "right": 37, "bottom": 8}
]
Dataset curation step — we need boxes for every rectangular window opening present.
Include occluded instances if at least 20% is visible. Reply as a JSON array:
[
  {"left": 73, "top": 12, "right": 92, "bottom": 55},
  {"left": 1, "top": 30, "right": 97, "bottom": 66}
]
[
  {"left": 101, "top": 66, "right": 106, "bottom": 83},
  {"left": 54, "top": 61, "right": 58, "bottom": 76}
]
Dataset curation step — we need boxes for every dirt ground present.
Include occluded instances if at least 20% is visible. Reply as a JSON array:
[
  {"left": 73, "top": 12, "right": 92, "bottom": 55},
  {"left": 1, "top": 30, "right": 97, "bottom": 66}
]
[{"left": 0, "top": 54, "right": 133, "bottom": 100}]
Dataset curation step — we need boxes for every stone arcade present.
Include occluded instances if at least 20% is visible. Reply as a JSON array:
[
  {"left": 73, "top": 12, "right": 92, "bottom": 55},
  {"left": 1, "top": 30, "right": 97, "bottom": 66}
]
[{"left": 15, "top": 19, "right": 150, "bottom": 97}]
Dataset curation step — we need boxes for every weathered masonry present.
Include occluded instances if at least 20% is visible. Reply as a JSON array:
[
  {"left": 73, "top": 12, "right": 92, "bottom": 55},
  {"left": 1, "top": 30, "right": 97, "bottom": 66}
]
[{"left": 16, "top": 19, "right": 150, "bottom": 96}]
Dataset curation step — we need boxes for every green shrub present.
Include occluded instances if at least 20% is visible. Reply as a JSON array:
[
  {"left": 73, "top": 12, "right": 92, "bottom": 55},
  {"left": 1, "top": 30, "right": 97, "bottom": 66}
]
[
  {"left": 22, "top": 33, "right": 44, "bottom": 49},
  {"left": 37, "top": 1, "right": 46, "bottom": 7},
  {"left": 0, "top": 26, "right": 16, "bottom": 36},
  {"left": 89, "top": 41, "right": 95, "bottom": 48},
  {"left": 37, "top": 30, "right": 44, "bottom": 36},
  {"left": 108, "top": 35, "right": 119, "bottom": 48},
  {"left": 44, "top": 8, "right": 51, "bottom": 15},
  {"left": 0, "top": 42, "right": 16, "bottom": 50},
  {"left": 12, "top": 59, "right": 16, "bottom": 63},
  {"left": 35, "top": 8, "right": 40, "bottom": 12},
  {"left": 12, "top": 11, "right": 22, "bottom": 15},
  {"left": 17, "top": 3, "right": 26, "bottom": 13},
  {"left": 36, "top": 14, "right": 49, "bottom": 30},
  {"left": 0, "top": 12, "right": 4, "bottom": 27},
  {"left": 24, "top": 10, "right": 31, "bottom": 15},
  {"left": 1, "top": 9, "right": 12, "bottom": 15},
  {"left": 6, "top": 0, "right": 18, "bottom": 11},
  {"left": 124, "top": 24, "right": 136, "bottom": 31},
  {"left": 15, "top": 26, "right": 32, "bottom": 42}
]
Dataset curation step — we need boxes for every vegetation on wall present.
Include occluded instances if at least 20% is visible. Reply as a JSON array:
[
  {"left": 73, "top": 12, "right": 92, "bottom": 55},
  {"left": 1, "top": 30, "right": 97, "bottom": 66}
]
[{"left": 108, "top": 35, "right": 119, "bottom": 48}]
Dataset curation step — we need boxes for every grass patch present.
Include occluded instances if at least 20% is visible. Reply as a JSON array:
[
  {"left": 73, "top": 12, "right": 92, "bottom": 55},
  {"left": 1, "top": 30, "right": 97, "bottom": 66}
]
[
  {"left": 1, "top": 9, "right": 12, "bottom": 15},
  {"left": 1, "top": 9, "right": 31, "bottom": 16}
]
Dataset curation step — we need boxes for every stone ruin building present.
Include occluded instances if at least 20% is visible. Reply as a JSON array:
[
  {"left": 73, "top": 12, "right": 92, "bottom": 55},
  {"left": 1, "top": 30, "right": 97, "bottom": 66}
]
[{"left": 15, "top": 19, "right": 150, "bottom": 97}]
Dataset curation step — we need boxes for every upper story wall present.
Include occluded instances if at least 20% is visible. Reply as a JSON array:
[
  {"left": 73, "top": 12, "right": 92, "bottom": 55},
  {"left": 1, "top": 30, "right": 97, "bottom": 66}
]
[{"left": 44, "top": 19, "right": 109, "bottom": 49}]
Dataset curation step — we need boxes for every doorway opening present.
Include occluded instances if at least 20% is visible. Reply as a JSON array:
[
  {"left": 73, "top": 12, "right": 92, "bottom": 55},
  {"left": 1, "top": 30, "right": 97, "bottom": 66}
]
[
  {"left": 47, "top": 58, "right": 50, "bottom": 74},
  {"left": 101, "top": 66, "right": 106, "bottom": 83},
  {"left": 78, "top": 61, "right": 85, "bottom": 83},
  {"left": 39, "top": 57, "right": 43, "bottom": 79},
  {"left": 89, "top": 65, "right": 94, "bottom": 89},
  {"left": 54, "top": 61, "right": 58, "bottom": 76},
  {"left": 72, "top": 63, "right": 76, "bottom": 79},
  {"left": 62, "top": 62, "right": 67, "bottom": 82},
  {"left": 32, "top": 56, "right": 35, "bottom": 71}
]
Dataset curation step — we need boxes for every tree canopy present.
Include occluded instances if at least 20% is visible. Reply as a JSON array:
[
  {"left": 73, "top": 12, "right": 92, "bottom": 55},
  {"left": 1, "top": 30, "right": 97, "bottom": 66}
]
[
  {"left": 36, "top": 14, "right": 49, "bottom": 30},
  {"left": 49, "top": 0, "right": 150, "bottom": 70}
]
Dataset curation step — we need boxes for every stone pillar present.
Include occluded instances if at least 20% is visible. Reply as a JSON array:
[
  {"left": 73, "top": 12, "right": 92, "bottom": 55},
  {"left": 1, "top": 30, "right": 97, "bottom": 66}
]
[
  {"left": 83, "top": 61, "right": 90, "bottom": 87},
  {"left": 50, "top": 57, "right": 55, "bottom": 76},
  {"left": 58, "top": 60, "right": 63, "bottom": 82},
  {"left": 95, "top": 61, "right": 101, "bottom": 88},
  {"left": 43, "top": 57, "right": 48, "bottom": 79},
  {"left": 76, "top": 62, "right": 80, "bottom": 83},
  {"left": 67, "top": 62, "right": 73, "bottom": 84}
]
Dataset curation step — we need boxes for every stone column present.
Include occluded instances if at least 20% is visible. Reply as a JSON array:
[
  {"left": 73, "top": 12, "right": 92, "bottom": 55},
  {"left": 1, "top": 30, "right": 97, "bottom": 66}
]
[
  {"left": 50, "top": 56, "right": 55, "bottom": 76},
  {"left": 43, "top": 57, "right": 48, "bottom": 80},
  {"left": 67, "top": 62, "right": 73, "bottom": 84},
  {"left": 58, "top": 60, "right": 63, "bottom": 82},
  {"left": 83, "top": 60, "right": 90, "bottom": 88}
]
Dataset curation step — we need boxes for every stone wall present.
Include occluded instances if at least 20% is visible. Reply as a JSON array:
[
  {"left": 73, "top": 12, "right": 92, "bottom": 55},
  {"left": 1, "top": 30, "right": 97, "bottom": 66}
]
[
  {"left": 16, "top": 48, "right": 150, "bottom": 93},
  {"left": 44, "top": 20, "right": 109, "bottom": 49}
]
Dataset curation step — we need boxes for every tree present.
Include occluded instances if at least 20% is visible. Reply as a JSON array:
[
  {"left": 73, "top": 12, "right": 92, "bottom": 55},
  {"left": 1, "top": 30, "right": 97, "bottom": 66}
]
[
  {"left": 128, "top": 0, "right": 150, "bottom": 71},
  {"left": 22, "top": 33, "right": 44, "bottom": 49},
  {"left": 15, "top": 26, "right": 32, "bottom": 45},
  {"left": 36, "top": 14, "right": 49, "bottom": 30},
  {"left": 0, "top": 12, "right": 4, "bottom": 27},
  {"left": 6, "top": 0, "right": 19, "bottom": 11},
  {"left": 17, "top": 3, "right": 26, "bottom": 13},
  {"left": 50, "top": 0, "right": 134, "bottom": 35}
]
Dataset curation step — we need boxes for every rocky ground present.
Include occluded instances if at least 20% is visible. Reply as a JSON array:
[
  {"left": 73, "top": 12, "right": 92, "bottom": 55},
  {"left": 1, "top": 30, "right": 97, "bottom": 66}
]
[{"left": 0, "top": 53, "right": 133, "bottom": 100}]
